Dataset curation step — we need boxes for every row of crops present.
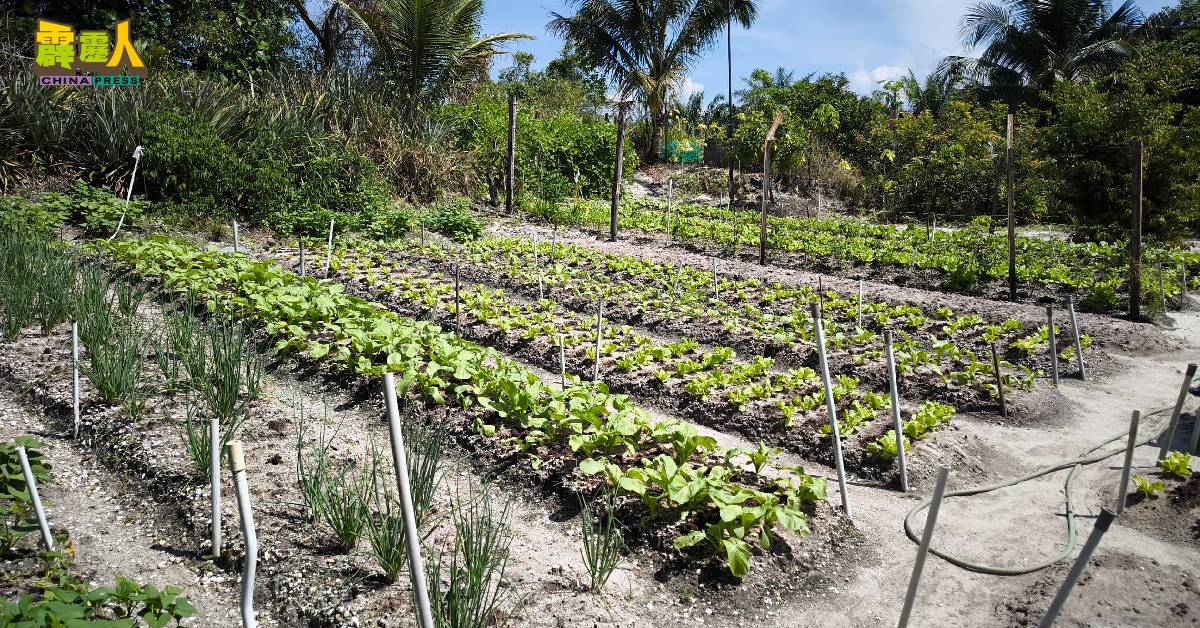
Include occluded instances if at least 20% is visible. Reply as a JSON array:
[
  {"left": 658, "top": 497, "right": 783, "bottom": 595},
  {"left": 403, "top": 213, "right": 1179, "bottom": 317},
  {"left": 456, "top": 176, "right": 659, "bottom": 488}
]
[
  {"left": 263, "top": 234, "right": 1081, "bottom": 477},
  {"left": 546, "top": 197, "right": 1199, "bottom": 312},
  {"left": 98, "top": 236, "right": 833, "bottom": 578}
]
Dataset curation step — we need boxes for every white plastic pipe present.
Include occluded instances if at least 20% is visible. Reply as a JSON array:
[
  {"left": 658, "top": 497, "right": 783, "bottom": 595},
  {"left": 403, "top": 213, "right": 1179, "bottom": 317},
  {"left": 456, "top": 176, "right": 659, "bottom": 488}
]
[
  {"left": 232, "top": 220, "right": 240, "bottom": 254},
  {"left": 210, "top": 416, "right": 221, "bottom": 558},
  {"left": 107, "top": 145, "right": 143, "bottom": 242},
  {"left": 454, "top": 265, "right": 461, "bottom": 332},
  {"left": 1159, "top": 364, "right": 1198, "bottom": 460},
  {"left": 16, "top": 446, "right": 54, "bottom": 551},
  {"left": 1046, "top": 307, "right": 1059, "bottom": 386},
  {"left": 298, "top": 238, "right": 305, "bottom": 277},
  {"left": 897, "top": 465, "right": 949, "bottom": 628},
  {"left": 666, "top": 179, "right": 673, "bottom": 239},
  {"left": 381, "top": 374, "right": 435, "bottom": 628},
  {"left": 857, "top": 280, "right": 864, "bottom": 330},
  {"left": 810, "top": 303, "right": 851, "bottom": 518},
  {"left": 884, "top": 331, "right": 909, "bottom": 492},
  {"left": 593, "top": 301, "right": 604, "bottom": 382},
  {"left": 227, "top": 441, "right": 257, "bottom": 628},
  {"left": 559, "top": 333, "right": 567, "bottom": 389},
  {"left": 324, "top": 219, "right": 335, "bottom": 279},
  {"left": 71, "top": 321, "right": 80, "bottom": 439}
]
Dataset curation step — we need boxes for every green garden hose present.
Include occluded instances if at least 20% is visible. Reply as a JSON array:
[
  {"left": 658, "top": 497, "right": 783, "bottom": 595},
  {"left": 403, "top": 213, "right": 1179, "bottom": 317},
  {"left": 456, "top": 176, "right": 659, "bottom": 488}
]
[{"left": 902, "top": 405, "right": 1176, "bottom": 576}]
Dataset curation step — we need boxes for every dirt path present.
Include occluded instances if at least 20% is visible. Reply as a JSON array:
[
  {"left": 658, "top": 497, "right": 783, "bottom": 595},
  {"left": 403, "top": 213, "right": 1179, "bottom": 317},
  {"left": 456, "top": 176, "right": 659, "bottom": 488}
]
[{"left": 0, "top": 389, "right": 246, "bottom": 627}]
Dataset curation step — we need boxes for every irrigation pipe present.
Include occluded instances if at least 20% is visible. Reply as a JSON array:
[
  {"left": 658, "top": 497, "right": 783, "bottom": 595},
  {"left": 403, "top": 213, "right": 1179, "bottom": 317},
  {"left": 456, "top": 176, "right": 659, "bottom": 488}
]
[{"left": 902, "top": 405, "right": 1175, "bottom": 576}]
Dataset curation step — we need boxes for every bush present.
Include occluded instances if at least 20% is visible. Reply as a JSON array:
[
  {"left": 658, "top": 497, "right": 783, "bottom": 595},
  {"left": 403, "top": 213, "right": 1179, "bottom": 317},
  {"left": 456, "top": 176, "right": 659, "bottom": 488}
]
[
  {"left": 38, "top": 181, "right": 147, "bottom": 236},
  {"left": 421, "top": 197, "right": 483, "bottom": 242},
  {"left": 1080, "top": 282, "right": 1119, "bottom": 313},
  {"left": 143, "top": 109, "right": 247, "bottom": 223},
  {"left": 0, "top": 197, "right": 66, "bottom": 237},
  {"left": 368, "top": 204, "right": 416, "bottom": 240}
]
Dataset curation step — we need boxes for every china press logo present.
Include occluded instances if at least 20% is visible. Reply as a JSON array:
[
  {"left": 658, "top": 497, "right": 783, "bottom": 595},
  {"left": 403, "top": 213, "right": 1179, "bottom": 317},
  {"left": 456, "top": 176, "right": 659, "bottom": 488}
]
[{"left": 33, "top": 19, "right": 147, "bottom": 86}]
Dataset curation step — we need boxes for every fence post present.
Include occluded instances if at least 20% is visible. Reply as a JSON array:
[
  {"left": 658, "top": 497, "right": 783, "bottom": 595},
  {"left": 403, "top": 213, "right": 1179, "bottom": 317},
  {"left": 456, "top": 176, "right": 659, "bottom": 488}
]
[
  {"left": 1037, "top": 509, "right": 1117, "bottom": 628},
  {"left": 884, "top": 331, "right": 909, "bottom": 492},
  {"left": 16, "top": 446, "right": 54, "bottom": 551},
  {"left": 1158, "top": 364, "right": 1198, "bottom": 460},
  {"left": 1067, "top": 296, "right": 1086, "bottom": 380},
  {"left": 897, "top": 465, "right": 949, "bottom": 628},
  {"left": 1130, "top": 141, "right": 1144, "bottom": 320},
  {"left": 227, "top": 441, "right": 258, "bottom": 628},
  {"left": 1115, "top": 411, "right": 1140, "bottom": 515},
  {"left": 810, "top": 303, "right": 852, "bottom": 518},
  {"left": 381, "top": 374, "right": 436, "bottom": 628}
]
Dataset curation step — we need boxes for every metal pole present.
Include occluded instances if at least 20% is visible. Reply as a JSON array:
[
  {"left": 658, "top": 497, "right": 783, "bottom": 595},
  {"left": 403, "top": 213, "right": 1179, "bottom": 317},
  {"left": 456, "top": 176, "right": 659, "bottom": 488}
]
[
  {"left": 16, "top": 446, "right": 54, "bottom": 551},
  {"left": 381, "top": 373, "right": 435, "bottom": 628},
  {"left": 810, "top": 303, "right": 851, "bottom": 518},
  {"left": 227, "top": 441, "right": 258, "bottom": 628},
  {"left": 885, "top": 331, "right": 909, "bottom": 492},
  {"left": 1047, "top": 306, "right": 1059, "bottom": 386},
  {"left": 323, "top": 219, "right": 335, "bottom": 279},
  {"left": 210, "top": 416, "right": 221, "bottom": 558},
  {"left": 1115, "top": 411, "right": 1140, "bottom": 515},
  {"left": 1158, "top": 364, "right": 1198, "bottom": 460},
  {"left": 593, "top": 301, "right": 604, "bottom": 382},
  {"left": 1130, "top": 141, "right": 1143, "bottom": 320},
  {"left": 991, "top": 342, "right": 1007, "bottom": 418},
  {"left": 1037, "top": 509, "right": 1117, "bottom": 628},
  {"left": 897, "top": 465, "right": 949, "bottom": 628},
  {"left": 1006, "top": 114, "right": 1017, "bottom": 302},
  {"left": 1067, "top": 296, "right": 1086, "bottom": 380},
  {"left": 71, "top": 321, "right": 80, "bottom": 439},
  {"left": 233, "top": 220, "right": 240, "bottom": 254}
]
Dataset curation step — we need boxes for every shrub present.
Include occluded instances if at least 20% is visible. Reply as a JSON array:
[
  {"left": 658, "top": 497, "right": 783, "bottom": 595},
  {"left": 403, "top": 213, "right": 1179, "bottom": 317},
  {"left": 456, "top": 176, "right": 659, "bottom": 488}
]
[
  {"left": 143, "top": 109, "right": 247, "bottom": 223},
  {"left": 0, "top": 197, "right": 67, "bottom": 237},
  {"left": 1080, "top": 282, "right": 1119, "bottom": 313},
  {"left": 421, "top": 197, "right": 483, "bottom": 242},
  {"left": 38, "top": 181, "right": 148, "bottom": 236},
  {"left": 369, "top": 203, "right": 416, "bottom": 240}
]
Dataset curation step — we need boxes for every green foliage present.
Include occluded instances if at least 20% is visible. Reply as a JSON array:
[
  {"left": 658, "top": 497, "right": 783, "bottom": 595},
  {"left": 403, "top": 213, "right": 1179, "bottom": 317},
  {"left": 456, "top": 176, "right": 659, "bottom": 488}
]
[
  {"left": 297, "top": 414, "right": 371, "bottom": 552},
  {"left": 421, "top": 198, "right": 483, "bottom": 242},
  {"left": 1158, "top": 451, "right": 1194, "bottom": 479},
  {"left": 428, "top": 482, "right": 515, "bottom": 628},
  {"left": 0, "top": 197, "right": 67, "bottom": 237},
  {"left": 0, "top": 436, "right": 51, "bottom": 557},
  {"left": 0, "top": 574, "right": 195, "bottom": 627},
  {"left": 579, "top": 487, "right": 624, "bottom": 592},
  {"left": 369, "top": 204, "right": 417, "bottom": 240},
  {"left": 1133, "top": 474, "right": 1164, "bottom": 498},
  {"left": 39, "top": 181, "right": 148, "bottom": 236}
]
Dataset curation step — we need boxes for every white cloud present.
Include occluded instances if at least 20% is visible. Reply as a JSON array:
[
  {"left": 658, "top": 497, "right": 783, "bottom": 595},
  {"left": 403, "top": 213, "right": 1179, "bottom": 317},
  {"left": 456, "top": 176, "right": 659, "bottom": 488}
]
[
  {"left": 677, "top": 76, "right": 705, "bottom": 101},
  {"left": 848, "top": 63, "right": 907, "bottom": 95}
]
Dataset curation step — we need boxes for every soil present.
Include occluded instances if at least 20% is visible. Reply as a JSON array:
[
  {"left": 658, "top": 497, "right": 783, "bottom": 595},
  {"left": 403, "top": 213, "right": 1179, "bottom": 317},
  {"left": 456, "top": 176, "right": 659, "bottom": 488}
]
[{"left": 3, "top": 221, "right": 1198, "bottom": 627}]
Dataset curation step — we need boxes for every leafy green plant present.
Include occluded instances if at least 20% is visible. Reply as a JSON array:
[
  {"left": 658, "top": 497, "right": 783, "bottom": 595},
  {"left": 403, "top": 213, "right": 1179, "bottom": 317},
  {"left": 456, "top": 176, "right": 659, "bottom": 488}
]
[
  {"left": 0, "top": 436, "right": 51, "bottom": 557},
  {"left": 0, "top": 575, "right": 195, "bottom": 627},
  {"left": 369, "top": 203, "right": 416, "bottom": 240},
  {"left": 40, "top": 181, "right": 148, "bottom": 236},
  {"left": 1158, "top": 451, "right": 1194, "bottom": 479},
  {"left": 421, "top": 197, "right": 483, "bottom": 242},
  {"left": 1133, "top": 475, "right": 1164, "bottom": 498}
]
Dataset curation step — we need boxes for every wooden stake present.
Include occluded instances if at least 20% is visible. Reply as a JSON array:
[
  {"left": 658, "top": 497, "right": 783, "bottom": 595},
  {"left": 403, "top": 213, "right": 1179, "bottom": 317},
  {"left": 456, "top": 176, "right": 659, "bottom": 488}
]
[
  {"left": 1130, "top": 141, "right": 1144, "bottom": 320},
  {"left": 1115, "top": 411, "right": 1139, "bottom": 515},
  {"left": 1006, "top": 114, "right": 1017, "bottom": 302},
  {"left": 991, "top": 342, "right": 1007, "bottom": 418},
  {"left": 1047, "top": 306, "right": 1059, "bottom": 386},
  {"left": 610, "top": 103, "right": 629, "bottom": 242},
  {"left": 506, "top": 93, "right": 516, "bottom": 213}
]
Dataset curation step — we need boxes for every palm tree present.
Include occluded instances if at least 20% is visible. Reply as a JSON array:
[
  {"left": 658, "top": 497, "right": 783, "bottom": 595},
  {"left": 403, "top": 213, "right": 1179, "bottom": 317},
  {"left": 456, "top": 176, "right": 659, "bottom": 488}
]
[
  {"left": 340, "top": 0, "right": 529, "bottom": 116},
  {"left": 898, "top": 70, "right": 957, "bottom": 117},
  {"left": 549, "top": 0, "right": 756, "bottom": 162},
  {"left": 938, "top": 0, "right": 1144, "bottom": 104}
]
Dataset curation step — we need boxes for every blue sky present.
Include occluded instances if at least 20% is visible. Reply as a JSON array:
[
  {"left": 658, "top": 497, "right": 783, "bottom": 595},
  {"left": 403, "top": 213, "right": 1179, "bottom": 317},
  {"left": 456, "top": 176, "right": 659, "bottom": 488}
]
[{"left": 484, "top": 0, "right": 1176, "bottom": 101}]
